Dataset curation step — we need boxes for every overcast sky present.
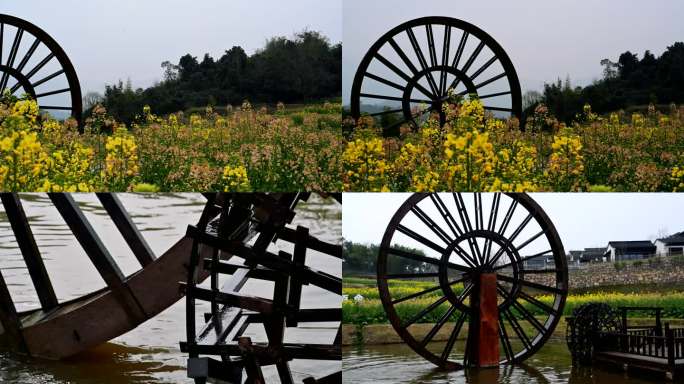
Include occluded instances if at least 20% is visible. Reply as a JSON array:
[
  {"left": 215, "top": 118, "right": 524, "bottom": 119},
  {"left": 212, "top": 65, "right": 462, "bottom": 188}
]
[
  {"left": 1, "top": 0, "right": 342, "bottom": 95},
  {"left": 343, "top": 193, "right": 684, "bottom": 252},
  {"left": 342, "top": 0, "right": 684, "bottom": 105}
]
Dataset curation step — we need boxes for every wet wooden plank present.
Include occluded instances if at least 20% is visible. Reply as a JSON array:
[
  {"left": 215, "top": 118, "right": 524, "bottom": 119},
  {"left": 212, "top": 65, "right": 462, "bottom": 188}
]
[
  {"left": 1, "top": 193, "right": 58, "bottom": 311},
  {"left": 96, "top": 193, "right": 155, "bottom": 267},
  {"left": 0, "top": 270, "right": 27, "bottom": 352},
  {"left": 48, "top": 193, "right": 147, "bottom": 323}
]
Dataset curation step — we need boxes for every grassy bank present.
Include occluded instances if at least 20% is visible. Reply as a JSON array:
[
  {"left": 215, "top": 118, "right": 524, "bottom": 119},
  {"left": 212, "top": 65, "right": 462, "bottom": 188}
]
[{"left": 343, "top": 278, "right": 684, "bottom": 325}]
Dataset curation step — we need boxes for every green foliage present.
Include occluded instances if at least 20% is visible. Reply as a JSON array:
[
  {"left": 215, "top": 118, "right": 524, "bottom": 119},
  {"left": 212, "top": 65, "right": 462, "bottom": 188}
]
[
  {"left": 537, "top": 42, "right": 684, "bottom": 123},
  {"left": 614, "top": 261, "right": 626, "bottom": 271},
  {"left": 342, "top": 279, "right": 684, "bottom": 325},
  {"left": 98, "top": 31, "right": 341, "bottom": 124},
  {"left": 343, "top": 241, "right": 436, "bottom": 276}
]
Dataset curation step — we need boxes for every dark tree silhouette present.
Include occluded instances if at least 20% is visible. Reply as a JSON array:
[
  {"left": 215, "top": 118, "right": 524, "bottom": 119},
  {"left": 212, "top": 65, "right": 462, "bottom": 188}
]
[
  {"left": 536, "top": 42, "right": 684, "bottom": 124},
  {"left": 97, "top": 31, "right": 341, "bottom": 124}
]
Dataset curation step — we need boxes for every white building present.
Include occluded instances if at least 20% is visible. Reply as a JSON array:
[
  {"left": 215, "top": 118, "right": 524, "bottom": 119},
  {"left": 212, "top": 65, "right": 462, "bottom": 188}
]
[
  {"left": 604, "top": 241, "right": 656, "bottom": 262},
  {"left": 654, "top": 232, "right": 684, "bottom": 257}
]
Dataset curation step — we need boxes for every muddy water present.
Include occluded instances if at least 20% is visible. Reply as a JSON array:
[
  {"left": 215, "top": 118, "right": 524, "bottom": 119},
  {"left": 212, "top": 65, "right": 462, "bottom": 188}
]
[
  {"left": 343, "top": 339, "right": 663, "bottom": 384},
  {"left": 0, "top": 193, "right": 341, "bottom": 383}
]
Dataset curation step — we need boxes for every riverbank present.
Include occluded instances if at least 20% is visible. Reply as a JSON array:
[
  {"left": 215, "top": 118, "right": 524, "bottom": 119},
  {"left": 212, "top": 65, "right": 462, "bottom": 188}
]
[{"left": 341, "top": 318, "right": 684, "bottom": 346}]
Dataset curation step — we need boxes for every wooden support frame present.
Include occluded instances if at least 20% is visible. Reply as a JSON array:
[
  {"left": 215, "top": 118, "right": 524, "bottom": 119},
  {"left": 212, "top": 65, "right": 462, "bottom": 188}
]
[{"left": 184, "top": 193, "right": 341, "bottom": 383}]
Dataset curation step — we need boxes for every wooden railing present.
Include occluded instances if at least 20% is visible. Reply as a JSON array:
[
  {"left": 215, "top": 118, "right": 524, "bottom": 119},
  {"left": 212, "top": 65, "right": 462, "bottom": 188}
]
[{"left": 597, "top": 324, "right": 684, "bottom": 369}]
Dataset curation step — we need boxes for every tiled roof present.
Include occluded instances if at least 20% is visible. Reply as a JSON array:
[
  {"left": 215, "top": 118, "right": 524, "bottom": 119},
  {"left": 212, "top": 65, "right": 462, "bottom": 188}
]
[
  {"left": 657, "top": 231, "right": 684, "bottom": 245},
  {"left": 607, "top": 241, "right": 655, "bottom": 249}
]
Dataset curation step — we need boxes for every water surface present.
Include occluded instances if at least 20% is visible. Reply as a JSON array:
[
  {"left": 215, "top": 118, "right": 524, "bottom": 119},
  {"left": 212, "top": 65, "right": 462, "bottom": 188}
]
[{"left": 343, "top": 339, "right": 665, "bottom": 384}]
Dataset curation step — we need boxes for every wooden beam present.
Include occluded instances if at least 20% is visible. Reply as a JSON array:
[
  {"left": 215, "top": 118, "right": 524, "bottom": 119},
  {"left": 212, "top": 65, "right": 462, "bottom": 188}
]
[
  {"left": 0, "top": 269, "right": 27, "bottom": 353},
  {"left": 1, "top": 193, "right": 58, "bottom": 311},
  {"left": 478, "top": 273, "right": 500, "bottom": 368},
  {"left": 96, "top": 193, "right": 155, "bottom": 267},
  {"left": 287, "top": 226, "right": 308, "bottom": 327},
  {"left": 48, "top": 193, "right": 147, "bottom": 322}
]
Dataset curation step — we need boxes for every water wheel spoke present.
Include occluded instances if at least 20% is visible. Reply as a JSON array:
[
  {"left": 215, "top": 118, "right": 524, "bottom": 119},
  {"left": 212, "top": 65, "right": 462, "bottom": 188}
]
[
  {"left": 511, "top": 299, "right": 546, "bottom": 334},
  {"left": 515, "top": 230, "right": 545, "bottom": 252},
  {"left": 420, "top": 304, "right": 457, "bottom": 347},
  {"left": 390, "top": 284, "right": 442, "bottom": 305},
  {"left": 450, "top": 40, "right": 485, "bottom": 91},
  {"left": 497, "top": 199, "right": 518, "bottom": 239},
  {"left": 453, "top": 281, "right": 474, "bottom": 307},
  {"left": 482, "top": 193, "right": 502, "bottom": 264},
  {"left": 450, "top": 30, "right": 469, "bottom": 71},
  {"left": 35, "top": 87, "right": 71, "bottom": 98},
  {"left": 498, "top": 315, "right": 514, "bottom": 361},
  {"left": 39, "top": 105, "right": 72, "bottom": 111},
  {"left": 469, "top": 55, "right": 498, "bottom": 82},
  {"left": 401, "top": 296, "right": 449, "bottom": 328},
  {"left": 473, "top": 194, "right": 487, "bottom": 264},
  {"left": 484, "top": 106, "right": 514, "bottom": 113},
  {"left": 15, "top": 37, "right": 40, "bottom": 75},
  {"left": 439, "top": 25, "right": 451, "bottom": 96},
  {"left": 32, "top": 69, "right": 65, "bottom": 88},
  {"left": 425, "top": 24, "right": 438, "bottom": 69},
  {"left": 489, "top": 212, "right": 532, "bottom": 267},
  {"left": 428, "top": 194, "right": 463, "bottom": 239},
  {"left": 387, "top": 37, "right": 419, "bottom": 77},
  {"left": 374, "top": 52, "right": 434, "bottom": 100},
  {"left": 365, "top": 71, "right": 406, "bottom": 92},
  {"left": 441, "top": 310, "right": 468, "bottom": 362},
  {"left": 1, "top": 193, "right": 58, "bottom": 311},
  {"left": 406, "top": 27, "right": 439, "bottom": 97},
  {"left": 473, "top": 193, "right": 484, "bottom": 231},
  {"left": 475, "top": 72, "right": 507, "bottom": 90},
  {"left": 409, "top": 203, "right": 477, "bottom": 268},
  {"left": 493, "top": 249, "right": 553, "bottom": 271},
  {"left": 0, "top": 23, "right": 3, "bottom": 64},
  {"left": 410, "top": 205, "right": 454, "bottom": 246},
  {"left": 359, "top": 92, "right": 430, "bottom": 104},
  {"left": 503, "top": 308, "right": 532, "bottom": 351},
  {"left": 385, "top": 246, "right": 469, "bottom": 273},
  {"left": 453, "top": 193, "right": 483, "bottom": 265},
  {"left": 0, "top": 27, "right": 23, "bottom": 91},
  {"left": 497, "top": 274, "right": 564, "bottom": 295},
  {"left": 517, "top": 290, "right": 557, "bottom": 316},
  {"left": 23, "top": 52, "right": 55, "bottom": 82},
  {"left": 396, "top": 224, "right": 447, "bottom": 255},
  {"left": 478, "top": 90, "right": 512, "bottom": 100}
]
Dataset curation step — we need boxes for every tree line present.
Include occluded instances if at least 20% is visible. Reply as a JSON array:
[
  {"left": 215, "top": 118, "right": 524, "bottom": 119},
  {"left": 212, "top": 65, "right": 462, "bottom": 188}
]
[
  {"left": 343, "top": 241, "right": 437, "bottom": 276},
  {"left": 91, "top": 31, "right": 341, "bottom": 124},
  {"left": 528, "top": 41, "right": 684, "bottom": 123}
]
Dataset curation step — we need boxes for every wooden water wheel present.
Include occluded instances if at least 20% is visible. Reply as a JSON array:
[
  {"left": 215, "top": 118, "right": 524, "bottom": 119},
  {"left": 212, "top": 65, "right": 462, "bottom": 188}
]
[
  {"left": 350, "top": 17, "right": 522, "bottom": 135},
  {"left": 0, "top": 193, "right": 199, "bottom": 359},
  {"left": 182, "top": 193, "right": 342, "bottom": 384},
  {"left": 0, "top": 15, "right": 82, "bottom": 126},
  {"left": 377, "top": 193, "right": 567, "bottom": 369}
]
